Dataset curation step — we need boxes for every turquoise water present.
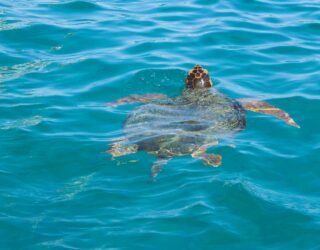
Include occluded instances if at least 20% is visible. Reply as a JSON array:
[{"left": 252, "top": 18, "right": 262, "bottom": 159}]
[{"left": 1, "top": 0, "right": 320, "bottom": 249}]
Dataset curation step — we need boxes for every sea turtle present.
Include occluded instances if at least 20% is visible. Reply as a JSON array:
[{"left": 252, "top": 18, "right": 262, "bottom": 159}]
[{"left": 107, "top": 65, "right": 299, "bottom": 177}]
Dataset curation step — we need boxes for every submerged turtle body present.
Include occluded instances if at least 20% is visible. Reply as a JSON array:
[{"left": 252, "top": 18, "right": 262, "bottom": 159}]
[
  {"left": 124, "top": 88, "right": 246, "bottom": 158},
  {"left": 108, "top": 64, "right": 300, "bottom": 177}
]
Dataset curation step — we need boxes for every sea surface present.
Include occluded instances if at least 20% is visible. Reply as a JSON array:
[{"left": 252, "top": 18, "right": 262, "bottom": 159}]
[{"left": 1, "top": 0, "right": 320, "bottom": 249}]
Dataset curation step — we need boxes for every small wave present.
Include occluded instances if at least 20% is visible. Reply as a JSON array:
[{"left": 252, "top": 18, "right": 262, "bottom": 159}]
[
  {"left": 0, "top": 116, "right": 43, "bottom": 130},
  {"left": 56, "top": 173, "right": 95, "bottom": 201},
  {"left": 0, "top": 20, "right": 32, "bottom": 31},
  {"left": 45, "top": 1, "right": 104, "bottom": 12},
  {"left": 225, "top": 179, "right": 320, "bottom": 218},
  {"left": 0, "top": 60, "right": 50, "bottom": 83}
]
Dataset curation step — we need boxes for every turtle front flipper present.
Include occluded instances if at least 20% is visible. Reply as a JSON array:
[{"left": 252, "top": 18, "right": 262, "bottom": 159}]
[
  {"left": 151, "top": 158, "right": 171, "bottom": 179},
  {"left": 107, "top": 94, "right": 168, "bottom": 107},
  {"left": 108, "top": 141, "right": 139, "bottom": 158},
  {"left": 191, "top": 141, "right": 221, "bottom": 167},
  {"left": 239, "top": 99, "right": 300, "bottom": 128}
]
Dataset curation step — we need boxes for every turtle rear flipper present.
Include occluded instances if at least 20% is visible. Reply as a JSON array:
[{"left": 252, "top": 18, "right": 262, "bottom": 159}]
[
  {"left": 191, "top": 141, "right": 221, "bottom": 167},
  {"left": 198, "top": 153, "right": 222, "bottom": 167},
  {"left": 192, "top": 151, "right": 222, "bottom": 167},
  {"left": 108, "top": 142, "right": 138, "bottom": 158},
  {"left": 151, "top": 158, "right": 170, "bottom": 179}
]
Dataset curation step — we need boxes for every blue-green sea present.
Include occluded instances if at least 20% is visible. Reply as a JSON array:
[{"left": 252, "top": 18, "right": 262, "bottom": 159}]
[{"left": 1, "top": 0, "right": 320, "bottom": 249}]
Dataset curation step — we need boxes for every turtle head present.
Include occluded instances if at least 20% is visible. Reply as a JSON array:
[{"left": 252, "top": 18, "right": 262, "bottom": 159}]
[{"left": 185, "top": 64, "right": 213, "bottom": 89}]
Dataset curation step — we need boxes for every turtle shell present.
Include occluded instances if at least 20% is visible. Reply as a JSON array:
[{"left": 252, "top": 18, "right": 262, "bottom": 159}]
[{"left": 123, "top": 89, "right": 246, "bottom": 158}]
